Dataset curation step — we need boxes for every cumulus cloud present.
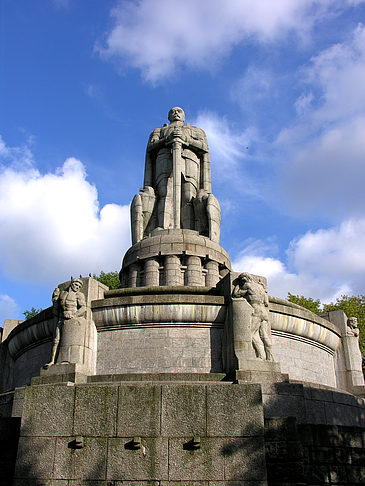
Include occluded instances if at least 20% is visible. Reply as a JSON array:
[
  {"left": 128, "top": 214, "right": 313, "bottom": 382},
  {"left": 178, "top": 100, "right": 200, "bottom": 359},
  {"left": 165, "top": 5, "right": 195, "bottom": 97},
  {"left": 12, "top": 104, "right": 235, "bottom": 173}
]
[
  {"left": 193, "top": 111, "right": 264, "bottom": 201},
  {"left": 97, "top": 0, "right": 361, "bottom": 83},
  {"left": 277, "top": 24, "right": 365, "bottom": 219},
  {"left": 0, "top": 294, "right": 19, "bottom": 325},
  {"left": 0, "top": 138, "right": 131, "bottom": 284},
  {"left": 232, "top": 219, "right": 365, "bottom": 302}
]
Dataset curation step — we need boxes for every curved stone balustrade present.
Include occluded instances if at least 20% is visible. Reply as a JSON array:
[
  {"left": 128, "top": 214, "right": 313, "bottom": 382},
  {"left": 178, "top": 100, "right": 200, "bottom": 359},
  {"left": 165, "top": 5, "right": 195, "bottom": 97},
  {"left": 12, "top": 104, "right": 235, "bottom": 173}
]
[
  {"left": 5, "top": 308, "right": 55, "bottom": 360},
  {"left": 269, "top": 298, "right": 341, "bottom": 352}
]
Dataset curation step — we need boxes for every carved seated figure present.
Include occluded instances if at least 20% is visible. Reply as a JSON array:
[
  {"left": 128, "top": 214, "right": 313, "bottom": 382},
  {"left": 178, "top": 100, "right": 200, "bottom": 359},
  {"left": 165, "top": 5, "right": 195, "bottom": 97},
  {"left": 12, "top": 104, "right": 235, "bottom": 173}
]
[
  {"left": 131, "top": 107, "right": 221, "bottom": 243},
  {"left": 232, "top": 273, "right": 273, "bottom": 361},
  {"left": 44, "top": 278, "right": 88, "bottom": 368}
]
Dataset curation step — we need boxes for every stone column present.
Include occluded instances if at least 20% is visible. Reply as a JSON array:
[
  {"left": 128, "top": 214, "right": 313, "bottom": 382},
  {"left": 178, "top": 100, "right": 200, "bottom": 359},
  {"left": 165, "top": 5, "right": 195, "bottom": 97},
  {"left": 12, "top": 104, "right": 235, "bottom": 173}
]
[
  {"left": 128, "top": 263, "right": 139, "bottom": 288},
  {"left": 205, "top": 260, "right": 220, "bottom": 287},
  {"left": 164, "top": 255, "right": 182, "bottom": 286},
  {"left": 186, "top": 256, "right": 203, "bottom": 286},
  {"left": 144, "top": 258, "right": 160, "bottom": 287}
]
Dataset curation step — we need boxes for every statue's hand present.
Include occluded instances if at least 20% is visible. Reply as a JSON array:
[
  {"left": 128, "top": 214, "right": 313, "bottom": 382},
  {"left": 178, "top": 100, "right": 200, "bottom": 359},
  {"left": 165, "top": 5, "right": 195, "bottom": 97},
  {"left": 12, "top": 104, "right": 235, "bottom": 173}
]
[{"left": 63, "top": 311, "right": 74, "bottom": 319}]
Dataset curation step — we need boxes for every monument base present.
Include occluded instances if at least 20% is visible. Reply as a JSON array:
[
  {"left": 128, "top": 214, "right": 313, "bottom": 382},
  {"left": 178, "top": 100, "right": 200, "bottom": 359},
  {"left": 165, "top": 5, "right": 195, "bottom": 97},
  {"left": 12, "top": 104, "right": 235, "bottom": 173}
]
[
  {"left": 32, "top": 363, "right": 89, "bottom": 385},
  {"left": 236, "top": 358, "right": 288, "bottom": 384}
]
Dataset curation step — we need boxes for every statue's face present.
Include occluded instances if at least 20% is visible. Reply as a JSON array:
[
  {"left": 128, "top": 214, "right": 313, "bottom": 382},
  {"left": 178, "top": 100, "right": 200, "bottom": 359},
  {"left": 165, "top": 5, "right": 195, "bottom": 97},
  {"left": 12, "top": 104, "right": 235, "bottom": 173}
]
[
  {"left": 71, "top": 280, "right": 82, "bottom": 292},
  {"left": 168, "top": 107, "right": 185, "bottom": 123},
  {"left": 348, "top": 317, "right": 358, "bottom": 328}
]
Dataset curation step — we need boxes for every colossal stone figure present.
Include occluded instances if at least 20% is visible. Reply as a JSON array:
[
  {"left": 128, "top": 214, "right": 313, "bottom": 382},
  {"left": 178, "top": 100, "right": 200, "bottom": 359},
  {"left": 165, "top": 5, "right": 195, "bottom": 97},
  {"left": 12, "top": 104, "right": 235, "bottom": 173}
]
[
  {"left": 131, "top": 106, "right": 221, "bottom": 243},
  {"left": 232, "top": 272, "right": 273, "bottom": 361},
  {"left": 44, "top": 278, "right": 89, "bottom": 368}
]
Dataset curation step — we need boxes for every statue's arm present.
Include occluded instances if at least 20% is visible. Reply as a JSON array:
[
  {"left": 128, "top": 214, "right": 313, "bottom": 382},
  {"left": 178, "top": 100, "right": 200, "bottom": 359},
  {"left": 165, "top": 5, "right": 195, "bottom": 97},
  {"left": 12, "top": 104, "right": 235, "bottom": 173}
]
[
  {"left": 186, "top": 127, "right": 209, "bottom": 153},
  {"left": 232, "top": 284, "right": 246, "bottom": 298},
  {"left": 146, "top": 127, "right": 165, "bottom": 153},
  {"left": 75, "top": 293, "right": 87, "bottom": 318}
]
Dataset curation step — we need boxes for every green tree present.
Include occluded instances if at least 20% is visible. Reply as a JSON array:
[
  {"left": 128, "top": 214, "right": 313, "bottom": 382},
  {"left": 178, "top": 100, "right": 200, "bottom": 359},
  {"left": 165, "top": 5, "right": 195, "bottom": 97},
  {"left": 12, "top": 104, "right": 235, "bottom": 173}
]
[
  {"left": 23, "top": 307, "right": 43, "bottom": 320},
  {"left": 287, "top": 293, "right": 322, "bottom": 313},
  {"left": 93, "top": 271, "right": 121, "bottom": 290},
  {"left": 323, "top": 295, "right": 365, "bottom": 357}
]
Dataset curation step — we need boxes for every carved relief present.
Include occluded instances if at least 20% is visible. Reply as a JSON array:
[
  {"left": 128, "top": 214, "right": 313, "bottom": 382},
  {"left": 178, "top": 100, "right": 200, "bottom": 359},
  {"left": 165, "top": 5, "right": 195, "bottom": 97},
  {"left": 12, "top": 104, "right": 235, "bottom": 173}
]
[
  {"left": 44, "top": 278, "right": 90, "bottom": 368},
  {"left": 232, "top": 272, "right": 273, "bottom": 361}
]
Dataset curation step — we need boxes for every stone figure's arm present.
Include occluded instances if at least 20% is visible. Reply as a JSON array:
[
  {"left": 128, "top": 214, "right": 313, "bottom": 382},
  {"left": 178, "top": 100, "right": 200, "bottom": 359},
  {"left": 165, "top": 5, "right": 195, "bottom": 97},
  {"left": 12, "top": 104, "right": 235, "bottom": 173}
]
[
  {"left": 232, "top": 284, "right": 246, "bottom": 299},
  {"left": 146, "top": 127, "right": 166, "bottom": 153},
  {"left": 186, "top": 127, "right": 209, "bottom": 153},
  {"left": 75, "top": 292, "right": 87, "bottom": 318},
  {"left": 144, "top": 128, "right": 164, "bottom": 187},
  {"left": 264, "top": 291, "right": 269, "bottom": 307},
  {"left": 52, "top": 288, "right": 60, "bottom": 317}
]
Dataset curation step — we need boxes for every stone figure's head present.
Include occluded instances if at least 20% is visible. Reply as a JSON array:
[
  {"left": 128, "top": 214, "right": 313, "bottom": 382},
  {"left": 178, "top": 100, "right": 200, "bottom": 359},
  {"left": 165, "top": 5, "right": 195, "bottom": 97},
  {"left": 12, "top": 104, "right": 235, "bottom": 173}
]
[
  {"left": 70, "top": 278, "right": 83, "bottom": 292},
  {"left": 347, "top": 317, "right": 358, "bottom": 329},
  {"left": 168, "top": 106, "right": 185, "bottom": 123},
  {"left": 238, "top": 272, "right": 252, "bottom": 284}
]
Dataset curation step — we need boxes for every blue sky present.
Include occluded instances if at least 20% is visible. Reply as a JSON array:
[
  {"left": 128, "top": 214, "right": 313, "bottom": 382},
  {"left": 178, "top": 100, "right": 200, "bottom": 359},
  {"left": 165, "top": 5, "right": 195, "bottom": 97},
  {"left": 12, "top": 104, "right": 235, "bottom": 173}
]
[{"left": 1, "top": 0, "right": 365, "bottom": 323}]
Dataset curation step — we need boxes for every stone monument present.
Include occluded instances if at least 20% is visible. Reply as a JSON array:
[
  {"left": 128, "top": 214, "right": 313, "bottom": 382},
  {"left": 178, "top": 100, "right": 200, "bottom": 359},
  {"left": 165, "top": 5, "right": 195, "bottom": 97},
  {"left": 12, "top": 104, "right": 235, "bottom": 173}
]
[{"left": 0, "top": 107, "right": 364, "bottom": 485}]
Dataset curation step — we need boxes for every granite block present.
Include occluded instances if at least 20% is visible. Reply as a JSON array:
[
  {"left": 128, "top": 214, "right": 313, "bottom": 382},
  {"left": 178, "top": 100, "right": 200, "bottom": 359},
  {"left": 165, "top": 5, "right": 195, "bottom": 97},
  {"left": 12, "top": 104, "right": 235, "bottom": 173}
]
[
  {"left": 107, "top": 437, "right": 168, "bottom": 480},
  {"left": 161, "top": 384, "right": 206, "bottom": 436},
  {"left": 168, "top": 437, "right": 225, "bottom": 481},
  {"left": 53, "top": 437, "right": 107, "bottom": 480},
  {"left": 74, "top": 385, "right": 118, "bottom": 437},
  {"left": 207, "top": 384, "right": 263, "bottom": 437},
  {"left": 21, "top": 384, "right": 75, "bottom": 436},
  {"left": 223, "top": 437, "right": 267, "bottom": 481},
  {"left": 117, "top": 385, "right": 161, "bottom": 437},
  {"left": 14, "top": 436, "right": 56, "bottom": 479}
]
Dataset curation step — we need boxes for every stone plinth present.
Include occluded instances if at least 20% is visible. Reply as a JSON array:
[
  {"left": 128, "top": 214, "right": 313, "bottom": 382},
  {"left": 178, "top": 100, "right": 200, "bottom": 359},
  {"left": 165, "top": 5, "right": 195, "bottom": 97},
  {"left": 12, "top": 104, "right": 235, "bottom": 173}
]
[{"left": 120, "top": 228, "right": 231, "bottom": 289}]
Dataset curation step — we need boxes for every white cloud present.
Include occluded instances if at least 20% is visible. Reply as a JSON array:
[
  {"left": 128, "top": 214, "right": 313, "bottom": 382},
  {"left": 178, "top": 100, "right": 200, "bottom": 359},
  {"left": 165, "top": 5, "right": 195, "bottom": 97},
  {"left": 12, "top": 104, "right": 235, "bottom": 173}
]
[
  {"left": 232, "top": 218, "right": 365, "bottom": 302},
  {"left": 0, "top": 139, "right": 131, "bottom": 284},
  {"left": 193, "top": 111, "right": 263, "bottom": 201},
  {"left": 97, "top": 0, "right": 362, "bottom": 83},
  {"left": 0, "top": 295, "right": 19, "bottom": 326},
  {"left": 276, "top": 24, "right": 365, "bottom": 219}
]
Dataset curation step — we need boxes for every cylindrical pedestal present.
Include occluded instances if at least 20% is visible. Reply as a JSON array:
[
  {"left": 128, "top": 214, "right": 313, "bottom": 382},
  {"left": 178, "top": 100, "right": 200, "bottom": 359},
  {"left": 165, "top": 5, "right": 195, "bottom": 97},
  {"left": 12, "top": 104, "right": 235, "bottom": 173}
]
[
  {"left": 205, "top": 260, "right": 220, "bottom": 287},
  {"left": 164, "top": 255, "right": 182, "bottom": 286},
  {"left": 128, "top": 263, "right": 139, "bottom": 288},
  {"left": 186, "top": 256, "right": 203, "bottom": 286},
  {"left": 144, "top": 258, "right": 160, "bottom": 287}
]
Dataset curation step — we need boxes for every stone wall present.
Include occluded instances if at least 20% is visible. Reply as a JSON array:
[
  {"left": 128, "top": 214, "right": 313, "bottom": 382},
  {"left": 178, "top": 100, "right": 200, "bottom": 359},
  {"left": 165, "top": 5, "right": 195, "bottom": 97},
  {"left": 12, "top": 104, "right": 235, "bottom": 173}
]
[
  {"left": 265, "top": 417, "right": 365, "bottom": 485},
  {"left": 13, "top": 381, "right": 267, "bottom": 485}
]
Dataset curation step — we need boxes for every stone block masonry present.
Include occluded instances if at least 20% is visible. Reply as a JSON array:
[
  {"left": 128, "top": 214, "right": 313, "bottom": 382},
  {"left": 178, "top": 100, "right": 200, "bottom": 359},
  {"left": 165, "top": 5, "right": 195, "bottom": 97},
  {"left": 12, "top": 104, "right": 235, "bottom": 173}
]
[{"left": 13, "top": 381, "right": 267, "bottom": 484}]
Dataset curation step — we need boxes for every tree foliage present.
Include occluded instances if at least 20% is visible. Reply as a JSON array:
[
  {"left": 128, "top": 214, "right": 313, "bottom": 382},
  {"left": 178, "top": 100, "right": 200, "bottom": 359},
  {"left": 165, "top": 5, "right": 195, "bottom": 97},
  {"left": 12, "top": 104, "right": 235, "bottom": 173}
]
[
  {"left": 93, "top": 271, "right": 121, "bottom": 290},
  {"left": 287, "top": 292, "right": 365, "bottom": 357},
  {"left": 23, "top": 307, "right": 43, "bottom": 320},
  {"left": 287, "top": 293, "right": 322, "bottom": 313},
  {"left": 323, "top": 295, "right": 365, "bottom": 356}
]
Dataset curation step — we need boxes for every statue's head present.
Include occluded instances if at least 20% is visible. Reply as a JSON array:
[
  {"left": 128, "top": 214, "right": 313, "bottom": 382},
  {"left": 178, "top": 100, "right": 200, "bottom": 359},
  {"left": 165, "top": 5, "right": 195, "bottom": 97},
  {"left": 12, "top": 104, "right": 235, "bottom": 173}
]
[
  {"left": 238, "top": 272, "right": 252, "bottom": 284},
  {"left": 348, "top": 316, "right": 358, "bottom": 328},
  {"left": 70, "top": 278, "right": 83, "bottom": 292},
  {"left": 168, "top": 106, "right": 185, "bottom": 123}
]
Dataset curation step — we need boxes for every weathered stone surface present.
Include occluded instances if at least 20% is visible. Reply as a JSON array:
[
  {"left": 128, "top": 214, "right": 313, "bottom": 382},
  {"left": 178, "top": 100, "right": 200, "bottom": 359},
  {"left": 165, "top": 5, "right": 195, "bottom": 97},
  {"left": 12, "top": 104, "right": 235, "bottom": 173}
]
[
  {"left": 53, "top": 437, "right": 107, "bottom": 480},
  {"left": 21, "top": 384, "right": 75, "bottom": 436},
  {"left": 117, "top": 385, "right": 161, "bottom": 437},
  {"left": 223, "top": 437, "right": 267, "bottom": 481},
  {"left": 107, "top": 437, "right": 168, "bottom": 480},
  {"left": 168, "top": 437, "right": 225, "bottom": 481},
  {"left": 74, "top": 385, "right": 118, "bottom": 436},
  {"left": 15, "top": 436, "right": 56, "bottom": 478},
  {"left": 161, "top": 384, "right": 206, "bottom": 436},
  {"left": 207, "top": 384, "right": 263, "bottom": 437}
]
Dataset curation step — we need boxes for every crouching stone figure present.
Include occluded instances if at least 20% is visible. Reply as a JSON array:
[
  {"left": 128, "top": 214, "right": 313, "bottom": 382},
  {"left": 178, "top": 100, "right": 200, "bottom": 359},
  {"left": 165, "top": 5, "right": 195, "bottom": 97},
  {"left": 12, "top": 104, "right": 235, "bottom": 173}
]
[
  {"left": 44, "top": 278, "right": 91, "bottom": 368},
  {"left": 232, "top": 272, "right": 273, "bottom": 361}
]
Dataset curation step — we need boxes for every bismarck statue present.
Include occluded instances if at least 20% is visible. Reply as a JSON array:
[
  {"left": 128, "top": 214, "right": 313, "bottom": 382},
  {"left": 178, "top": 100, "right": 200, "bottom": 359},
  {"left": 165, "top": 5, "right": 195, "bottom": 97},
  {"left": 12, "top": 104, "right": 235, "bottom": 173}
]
[
  {"left": 131, "top": 106, "right": 221, "bottom": 243},
  {"left": 121, "top": 107, "right": 231, "bottom": 288}
]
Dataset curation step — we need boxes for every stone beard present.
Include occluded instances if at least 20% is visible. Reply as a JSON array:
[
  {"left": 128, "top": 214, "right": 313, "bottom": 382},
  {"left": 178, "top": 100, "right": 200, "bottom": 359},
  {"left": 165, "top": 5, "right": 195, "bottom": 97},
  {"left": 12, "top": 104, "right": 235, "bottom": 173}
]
[{"left": 131, "top": 107, "right": 221, "bottom": 244}]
